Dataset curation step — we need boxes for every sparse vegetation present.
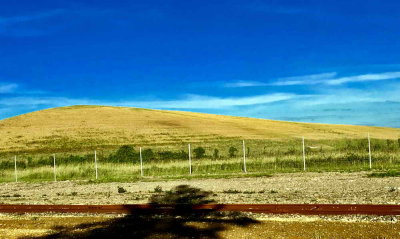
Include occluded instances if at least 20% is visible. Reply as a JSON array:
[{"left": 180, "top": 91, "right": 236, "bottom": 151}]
[
  {"left": 69, "top": 192, "right": 78, "bottom": 196},
  {"left": 117, "top": 186, "right": 127, "bottom": 193},
  {"left": 154, "top": 186, "right": 163, "bottom": 193},
  {"left": 243, "top": 190, "right": 256, "bottom": 194},
  {"left": 223, "top": 189, "right": 241, "bottom": 194},
  {"left": 368, "top": 170, "right": 400, "bottom": 178},
  {"left": 213, "top": 149, "right": 219, "bottom": 159},
  {"left": 0, "top": 138, "right": 399, "bottom": 182}
]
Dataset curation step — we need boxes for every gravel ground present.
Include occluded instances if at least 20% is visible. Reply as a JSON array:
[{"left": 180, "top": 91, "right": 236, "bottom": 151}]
[
  {"left": 0, "top": 171, "right": 399, "bottom": 205},
  {"left": 1, "top": 214, "right": 400, "bottom": 239}
]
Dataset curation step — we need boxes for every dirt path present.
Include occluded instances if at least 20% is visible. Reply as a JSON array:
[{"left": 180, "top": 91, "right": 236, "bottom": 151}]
[{"left": 0, "top": 172, "right": 399, "bottom": 205}]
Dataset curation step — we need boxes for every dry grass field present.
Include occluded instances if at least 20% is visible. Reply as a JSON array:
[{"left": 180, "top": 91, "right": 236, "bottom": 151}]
[{"left": 1, "top": 105, "right": 399, "bottom": 153}]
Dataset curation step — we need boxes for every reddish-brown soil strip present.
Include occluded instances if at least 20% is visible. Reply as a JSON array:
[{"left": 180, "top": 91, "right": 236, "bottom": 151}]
[{"left": 1, "top": 204, "right": 400, "bottom": 215}]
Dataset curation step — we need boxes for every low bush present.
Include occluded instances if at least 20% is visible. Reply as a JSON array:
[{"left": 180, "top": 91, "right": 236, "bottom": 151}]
[
  {"left": 118, "top": 186, "right": 127, "bottom": 193},
  {"left": 228, "top": 146, "right": 238, "bottom": 158},
  {"left": 154, "top": 185, "right": 163, "bottom": 193},
  {"left": 193, "top": 147, "right": 206, "bottom": 159}
]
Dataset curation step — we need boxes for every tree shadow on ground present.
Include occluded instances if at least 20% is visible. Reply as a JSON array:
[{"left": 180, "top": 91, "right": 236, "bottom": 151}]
[{"left": 24, "top": 185, "right": 258, "bottom": 239}]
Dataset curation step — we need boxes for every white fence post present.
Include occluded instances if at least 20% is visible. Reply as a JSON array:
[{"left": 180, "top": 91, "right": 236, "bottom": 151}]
[
  {"left": 53, "top": 154, "right": 57, "bottom": 182},
  {"left": 242, "top": 140, "right": 247, "bottom": 173},
  {"left": 188, "top": 144, "right": 192, "bottom": 175},
  {"left": 140, "top": 147, "right": 143, "bottom": 177},
  {"left": 14, "top": 156, "right": 17, "bottom": 182},
  {"left": 94, "top": 150, "right": 98, "bottom": 180},
  {"left": 368, "top": 133, "right": 372, "bottom": 169},
  {"left": 302, "top": 137, "right": 306, "bottom": 171}
]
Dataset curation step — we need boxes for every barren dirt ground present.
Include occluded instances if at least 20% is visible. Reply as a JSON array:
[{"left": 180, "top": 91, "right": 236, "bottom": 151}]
[
  {"left": 1, "top": 172, "right": 400, "bottom": 238},
  {"left": 0, "top": 172, "right": 399, "bottom": 205},
  {"left": 1, "top": 214, "right": 400, "bottom": 239}
]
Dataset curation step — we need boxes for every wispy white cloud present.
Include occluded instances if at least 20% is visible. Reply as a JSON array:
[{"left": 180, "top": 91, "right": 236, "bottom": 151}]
[
  {"left": 224, "top": 80, "right": 268, "bottom": 88},
  {"left": 242, "top": 2, "right": 308, "bottom": 15},
  {"left": 311, "top": 83, "right": 400, "bottom": 105},
  {"left": 0, "top": 96, "right": 91, "bottom": 107},
  {"left": 116, "top": 93, "right": 295, "bottom": 109},
  {"left": 327, "top": 72, "right": 400, "bottom": 85},
  {"left": 0, "top": 9, "right": 65, "bottom": 25},
  {"left": 211, "top": 82, "right": 400, "bottom": 127},
  {"left": 1, "top": 73, "right": 400, "bottom": 127},
  {"left": 2, "top": 82, "right": 399, "bottom": 112},
  {"left": 0, "top": 9, "right": 65, "bottom": 36},
  {"left": 0, "top": 93, "right": 295, "bottom": 110},
  {"left": 271, "top": 72, "right": 337, "bottom": 86},
  {"left": 0, "top": 83, "right": 18, "bottom": 93},
  {"left": 271, "top": 71, "right": 400, "bottom": 86}
]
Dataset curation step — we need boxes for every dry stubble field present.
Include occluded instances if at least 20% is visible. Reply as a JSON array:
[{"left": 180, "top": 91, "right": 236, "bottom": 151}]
[
  {"left": 1, "top": 172, "right": 399, "bottom": 205},
  {"left": 1, "top": 172, "right": 400, "bottom": 238}
]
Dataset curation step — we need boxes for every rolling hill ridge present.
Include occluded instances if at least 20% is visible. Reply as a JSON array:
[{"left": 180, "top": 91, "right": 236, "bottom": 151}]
[{"left": 0, "top": 105, "right": 399, "bottom": 153}]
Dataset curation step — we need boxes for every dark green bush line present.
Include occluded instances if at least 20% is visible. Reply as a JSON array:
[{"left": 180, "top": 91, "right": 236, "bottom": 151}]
[{"left": 368, "top": 170, "right": 400, "bottom": 178}]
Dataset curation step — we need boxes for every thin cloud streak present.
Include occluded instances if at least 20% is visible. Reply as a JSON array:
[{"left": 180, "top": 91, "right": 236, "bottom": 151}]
[
  {"left": 2, "top": 83, "right": 400, "bottom": 110},
  {"left": 271, "top": 71, "right": 400, "bottom": 86},
  {"left": 0, "top": 9, "right": 66, "bottom": 36},
  {"left": 224, "top": 81, "right": 268, "bottom": 88},
  {"left": 272, "top": 72, "right": 337, "bottom": 86},
  {"left": 1, "top": 76, "right": 399, "bottom": 127},
  {"left": 0, "top": 93, "right": 295, "bottom": 110},
  {"left": 116, "top": 93, "right": 295, "bottom": 109},
  {"left": 327, "top": 72, "right": 400, "bottom": 85},
  {"left": 0, "top": 83, "right": 18, "bottom": 93},
  {"left": 0, "top": 9, "right": 65, "bottom": 25},
  {"left": 0, "top": 96, "right": 91, "bottom": 107},
  {"left": 242, "top": 2, "right": 309, "bottom": 15}
]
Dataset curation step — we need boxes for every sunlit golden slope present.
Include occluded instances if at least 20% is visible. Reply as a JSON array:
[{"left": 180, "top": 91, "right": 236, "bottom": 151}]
[{"left": 0, "top": 105, "right": 399, "bottom": 152}]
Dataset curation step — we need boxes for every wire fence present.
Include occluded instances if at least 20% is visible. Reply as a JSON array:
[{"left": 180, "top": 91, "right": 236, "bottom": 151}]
[{"left": 1, "top": 135, "right": 400, "bottom": 182}]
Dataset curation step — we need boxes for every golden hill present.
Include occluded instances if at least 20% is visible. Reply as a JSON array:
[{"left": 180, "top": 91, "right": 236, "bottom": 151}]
[{"left": 0, "top": 105, "right": 399, "bottom": 153}]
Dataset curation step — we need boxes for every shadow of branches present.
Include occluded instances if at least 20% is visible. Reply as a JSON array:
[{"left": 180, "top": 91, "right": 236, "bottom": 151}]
[{"left": 23, "top": 185, "right": 258, "bottom": 239}]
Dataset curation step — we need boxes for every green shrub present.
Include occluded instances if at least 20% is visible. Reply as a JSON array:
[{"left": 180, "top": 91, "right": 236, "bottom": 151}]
[
  {"left": 142, "top": 149, "right": 155, "bottom": 160},
  {"left": 158, "top": 150, "right": 187, "bottom": 161},
  {"left": 368, "top": 170, "right": 400, "bottom": 178},
  {"left": 193, "top": 147, "right": 206, "bottom": 159},
  {"left": 213, "top": 149, "right": 219, "bottom": 159},
  {"left": 154, "top": 185, "right": 163, "bottom": 193},
  {"left": 118, "top": 186, "right": 127, "bottom": 193},
  {"left": 223, "top": 189, "right": 240, "bottom": 194},
  {"left": 109, "top": 145, "right": 137, "bottom": 163},
  {"left": 228, "top": 146, "right": 238, "bottom": 158}
]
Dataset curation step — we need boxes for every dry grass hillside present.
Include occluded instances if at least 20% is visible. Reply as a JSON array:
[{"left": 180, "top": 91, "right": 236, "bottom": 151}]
[{"left": 0, "top": 105, "right": 399, "bottom": 153}]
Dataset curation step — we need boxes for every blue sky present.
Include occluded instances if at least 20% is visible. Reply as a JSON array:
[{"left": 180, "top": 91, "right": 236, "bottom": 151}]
[{"left": 1, "top": 0, "right": 400, "bottom": 127}]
